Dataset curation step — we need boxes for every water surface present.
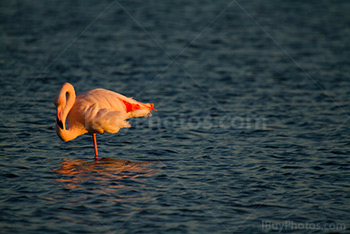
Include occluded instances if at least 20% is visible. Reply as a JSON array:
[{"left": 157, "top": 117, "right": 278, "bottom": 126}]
[{"left": 1, "top": 0, "right": 350, "bottom": 233}]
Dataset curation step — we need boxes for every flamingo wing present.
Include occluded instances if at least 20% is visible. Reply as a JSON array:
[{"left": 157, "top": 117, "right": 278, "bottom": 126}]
[{"left": 84, "top": 104, "right": 130, "bottom": 134}]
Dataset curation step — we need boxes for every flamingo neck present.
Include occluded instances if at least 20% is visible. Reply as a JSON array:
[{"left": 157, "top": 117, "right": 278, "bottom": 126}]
[
  {"left": 56, "top": 123, "right": 82, "bottom": 142},
  {"left": 56, "top": 83, "right": 80, "bottom": 142}
]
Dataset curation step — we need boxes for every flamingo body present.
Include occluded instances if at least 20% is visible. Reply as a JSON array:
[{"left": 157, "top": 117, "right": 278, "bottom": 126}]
[{"left": 54, "top": 83, "right": 156, "bottom": 160}]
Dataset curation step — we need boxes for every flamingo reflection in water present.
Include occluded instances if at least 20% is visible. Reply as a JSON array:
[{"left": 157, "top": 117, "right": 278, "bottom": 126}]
[{"left": 53, "top": 158, "right": 157, "bottom": 190}]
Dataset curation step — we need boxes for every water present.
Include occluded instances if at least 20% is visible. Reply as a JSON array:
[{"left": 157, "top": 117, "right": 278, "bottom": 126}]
[{"left": 1, "top": 0, "right": 350, "bottom": 233}]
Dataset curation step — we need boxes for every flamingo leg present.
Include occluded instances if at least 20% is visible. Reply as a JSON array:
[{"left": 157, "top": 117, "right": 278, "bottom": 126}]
[{"left": 92, "top": 134, "right": 99, "bottom": 160}]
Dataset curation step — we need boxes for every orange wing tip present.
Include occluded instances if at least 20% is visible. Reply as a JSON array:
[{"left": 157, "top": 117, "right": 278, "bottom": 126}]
[
  {"left": 121, "top": 99, "right": 142, "bottom": 113},
  {"left": 149, "top": 103, "right": 157, "bottom": 111}
]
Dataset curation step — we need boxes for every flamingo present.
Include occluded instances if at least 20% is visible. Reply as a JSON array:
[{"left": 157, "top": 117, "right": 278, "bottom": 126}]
[{"left": 54, "top": 83, "right": 156, "bottom": 160}]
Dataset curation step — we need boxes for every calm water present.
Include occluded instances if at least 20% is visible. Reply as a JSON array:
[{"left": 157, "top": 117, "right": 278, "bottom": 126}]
[{"left": 1, "top": 1, "right": 350, "bottom": 233}]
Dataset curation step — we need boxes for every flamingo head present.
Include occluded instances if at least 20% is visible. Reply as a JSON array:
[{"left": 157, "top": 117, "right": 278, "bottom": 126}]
[
  {"left": 56, "top": 106, "right": 64, "bottom": 129},
  {"left": 54, "top": 95, "right": 65, "bottom": 130}
]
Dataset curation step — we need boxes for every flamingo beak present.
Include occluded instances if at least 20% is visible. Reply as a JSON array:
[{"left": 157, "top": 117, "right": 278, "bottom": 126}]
[{"left": 57, "top": 106, "right": 64, "bottom": 129}]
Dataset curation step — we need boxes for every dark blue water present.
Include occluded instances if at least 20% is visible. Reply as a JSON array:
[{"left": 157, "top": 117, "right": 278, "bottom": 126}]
[{"left": 1, "top": 1, "right": 350, "bottom": 233}]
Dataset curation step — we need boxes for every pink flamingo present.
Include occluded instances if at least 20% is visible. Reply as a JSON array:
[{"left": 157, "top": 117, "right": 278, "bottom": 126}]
[{"left": 54, "top": 83, "right": 156, "bottom": 160}]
